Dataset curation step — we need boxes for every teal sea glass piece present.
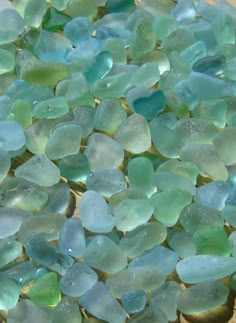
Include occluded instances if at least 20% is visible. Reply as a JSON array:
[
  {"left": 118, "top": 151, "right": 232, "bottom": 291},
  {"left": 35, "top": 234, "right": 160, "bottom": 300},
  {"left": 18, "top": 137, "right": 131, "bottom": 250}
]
[
  {"left": 105, "top": 0, "right": 135, "bottom": 12},
  {"left": 59, "top": 153, "right": 90, "bottom": 181},
  {"left": 83, "top": 235, "right": 127, "bottom": 273},
  {"left": 52, "top": 296, "right": 82, "bottom": 323},
  {"left": 59, "top": 262, "right": 98, "bottom": 297},
  {"left": 0, "top": 238, "right": 22, "bottom": 269},
  {"left": 0, "top": 274, "right": 19, "bottom": 310},
  {"left": 32, "top": 97, "right": 69, "bottom": 119},
  {"left": 80, "top": 190, "right": 115, "bottom": 233},
  {"left": 176, "top": 255, "right": 236, "bottom": 283},
  {"left": 192, "top": 55, "right": 225, "bottom": 76},
  {"left": 79, "top": 282, "right": 127, "bottom": 323},
  {"left": 26, "top": 235, "right": 74, "bottom": 275},
  {"left": 84, "top": 51, "right": 113, "bottom": 83},
  {"left": 64, "top": 17, "right": 94, "bottom": 46},
  {"left": 121, "top": 290, "right": 146, "bottom": 314},
  {"left": 133, "top": 90, "right": 165, "bottom": 120},
  {"left": 59, "top": 217, "right": 86, "bottom": 258},
  {"left": 0, "top": 9, "right": 25, "bottom": 45},
  {"left": 177, "top": 280, "right": 229, "bottom": 315},
  {"left": 0, "top": 121, "right": 25, "bottom": 151},
  {"left": 15, "top": 155, "right": 60, "bottom": 187}
]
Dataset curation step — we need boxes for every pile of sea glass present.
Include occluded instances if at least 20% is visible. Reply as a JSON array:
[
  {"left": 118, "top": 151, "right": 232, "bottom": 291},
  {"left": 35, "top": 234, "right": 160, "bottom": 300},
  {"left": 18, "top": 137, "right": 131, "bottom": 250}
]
[{"left": 1, "top": 0, "right": 236, "bottom": 321}]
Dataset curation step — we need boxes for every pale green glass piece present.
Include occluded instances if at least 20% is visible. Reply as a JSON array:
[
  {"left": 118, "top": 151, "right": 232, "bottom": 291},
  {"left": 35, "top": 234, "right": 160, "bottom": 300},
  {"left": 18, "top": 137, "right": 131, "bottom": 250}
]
[
  {"left": 0, "top": 95, "right": 11, "bottom": 120},
  {"left": 52, "top": 296, "right": 82, "bottom": 323},
  {"left": 127, "top": 157, "right": 156, "bottom": 197},
  {"left": 45, "top": 123, "right": 82, "bottom": 160},
  {"left": 19, "top": 213, "right": 65, "bottom": 245},
  {"left": 213, "top": 127, "right": 236, "bottom": 166},
  {"left": 180, "top": 203, "right": 224, "bottom": 233},
  {"left": 25, "top": 119, "right": 52, "bottom": 155},
  {"left": 177, "top": 280, "right": 229, "bottom": 315},
  {"left": 150, "top": 188, "right": 192, "bottom": 226},
  {"left": 0, "top": 48, "right": 15, "bottom": 74},
  {"left": 7, "top": 100, "right": 32, "bottom": 128},
  {"left": 168, "top": 230, "right": 196, "bottom": 259},
  {"left": 150, "top": 281, "right": 181, "bottom": 321},
  {"left": 15, "top": 155, "right": 60, "bottom": 187},
  {"left": 84, "top": 133, "right": 124, "bottom": 171},
  {"left": 0, "top": 238, "right": 22, "bottom": 269},
  {"left": 180, "top": 143, "right": 228, "bottom": 181},
  {"left": 109, "top": 188, "right": 147, "bottom": 212},
  {"left": 33, "top": 97, "right": 69, "bottom": 119},
  {"left": 67, "top": 0, "right": 97, "bottom": 18},
  {"left": 8, "top": 300, "right": 51, "bottom": 323},
  {"left": 0, "top": 148, "right": 10, "bottom": 182},
  {"left": 50, "top": 0, "right": 70, "bottom": 10},
  {"left": 0, "top": 273, "right": 19, "bottom": 310},
  {"left": 0, "top": 9, "right": 25, "bottom": 45},
  {"left": 24, "top": 0, "right": 47, "bottom": 28},
  {"left": 129, "top": 62, "right": 160, "bottom": 88},
  {"left": 59, "top": 153, "right": 90, "bottom": 181},
  {"left": 212, "top": 12, "right": 235, "bottom": 45},
  {"left": 113, "top": 198, "right": 154, "bottom": 232},
  {"left": 114, "top": 113, "right": 151, "bottom": 154},
  {"left": 102, "top": 38, "right": 126, "bottom": 64},
  {"left": 106, "top": 265, "right": 165, "bottom": 298},
  {"left": 83, "top": 235, "right": 127, "bottom": 273},
  {"left": 193, "top": 226, "right": 232, "bottom": 257},
  {"left": 153, "top": 15, "right": 176, "bottom": 41},
  {"left": 119, "top": 222, "right": 167, "bottom": 258},
  {"left": 176, "top": 255, "right": 236, "bottom": 283},
  {"left": 94, "top": 98, "right": 127, "bottom": 132}
]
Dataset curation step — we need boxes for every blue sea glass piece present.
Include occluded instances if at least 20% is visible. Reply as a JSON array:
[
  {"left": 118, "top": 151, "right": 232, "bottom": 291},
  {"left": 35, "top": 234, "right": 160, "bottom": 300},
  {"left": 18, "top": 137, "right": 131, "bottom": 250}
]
[{"left": 64, "top": 17, "right": 94, "bottom": 46}]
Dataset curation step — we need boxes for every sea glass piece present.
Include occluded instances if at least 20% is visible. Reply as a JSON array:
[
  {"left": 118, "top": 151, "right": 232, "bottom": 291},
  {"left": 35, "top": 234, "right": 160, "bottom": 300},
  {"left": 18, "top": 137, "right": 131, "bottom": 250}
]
[
  {"left": 19, "top": 213, "right": 65, "bottom": 245},
  {"left": 8, "top": 299, "right": 51, "bottom": 323},
  {"left": 229, "top": 272, "right": 236, "bottom": 292},
  {"left": 106, "top": 266, "right": 165, "bottom": 298},
  {"left": 0, "top": 48, "right": 15, "bottom": 74},
  {"left": 93, "top": 98, "right": 127, "bottom": 132},
  {"left": 213, "top": 127, "right": 236, "bottom": 165},
  {"left": 50, "top": 0, "right": 70, "bottom": 10},
  {"left": 79, "top": 190, "right": 115, "bottom": 233},
  {"left": 71, "top": 107, "right": 95, "bottom": 138},
  {"left": 84, "top": 133, "right": 124, "bottom": 171},
  {"left": 84, "top": 51, "right": 113, "bottom": 83},
  {"left": 225, "top": 58, "right": 236, "bottom": 81},
  {"left": 7, "top": 99, "right": 32, "bottom": 128},
  {"left": 42, "top": 7, "right": 71, "bottom": 32},
  {"left": 0, "top": 207, "right": 32, "bottom": 239},
  {"left": 0, "top": 9, "right": 25, "bottom": 45},
  {"left": 0, "top": 273, "right": 19, "bottom": 310},
  {"left": 26, "top": 235, "right": 74, "bottom": 275},
  {"left": 195, "top": 180, "right": 230, "bottom": 211},
  {"left": 59, "top": 262, "right": 98, "bottom": 297},
  {"left": 29, "top": 272, "right": 61, "bottom": 307},
  {"left": 119, "top": 222, "right": 167, "bottom": 258},
  {"left": 130, "top": 304, "right": 168, "bottom": 323},
  {"left": 150, "top": 188, "right": 192, "bottom": 225},
  {"left": 24, "top": 0, "right": 47, "bottom": 28},
  {"left": 86, "top": 169, "right": 127, "bottom": 197},
  {"left": 15, "top": 155, "right": 60, "bottom": 187},
  {"left": 129, "top": 245, "right": 178, "bottom": 276},
  {"left": 0, "top": 121, "right": 25, "bottom": 151},
  {"left": 59, "top": 217, "right": 86, "bottom": 258},
  {"left": 67, "top": 0, "right": 98, "bottom": 19},
  {"left": 176, "top": 255, "right": 236, "bottom": 283},
  {"left": 59, "top": 153, "right": 90, "bottom": 181},
  {"left": 0, "top": 148, "right": 10, "bottom": 182},
  {"left": 52, "top": 296, "right": 82, "bottom": 323},
  {"left": 129, "top": 62, "right": 160, "bottom": 88},
  {"left": 121, "top": 290, "right": 146, "bottom": 314},
  {"left": 83, "top": 235, "right": 127, "bottom": 273},
  {"left": 114, "top": 113, "right": 151, "bottom": 153},
  {"left": 79, "top": 282, "right": 127, "bottom": 323},
  {"left": 177, "top": 280, "right": 229, "bottom": 315},
  {"left": 3, "top": 261, "right": 47, "bottom": 286},
  {"left": 180, "top": 41, "right": 206, "bottom": 65},
  {"left": 168, "top": 230, "right": 196, "bottom": 259},
  {"left": 180, "top": 143, "right": 228, "bottom": 181},
  {"left": 64, "top": 17, "right": 94, "bottom": 46},
  {"left": 0, "top": 238, "right": 22, "bottom": 269},
  {"left": 45, "top": 124, "right": 82, "bottom": 160},
  {"left": 0, "top": 95, "right": 11, "bottom": 120},
  {"left": 192, "top": 55, "right": 225, "bottom": 76},
  {"left": 179, "top": 203, "right": 224, "bottom": 233},
  {"left": 101, "top": 38, "right": 126, "bottom": 64},
  {"left": 33, "top": 97, "right": 69, "bottom": 119},
  {"left": 193, "top": 226, "right": 231, "bottom": 257}
]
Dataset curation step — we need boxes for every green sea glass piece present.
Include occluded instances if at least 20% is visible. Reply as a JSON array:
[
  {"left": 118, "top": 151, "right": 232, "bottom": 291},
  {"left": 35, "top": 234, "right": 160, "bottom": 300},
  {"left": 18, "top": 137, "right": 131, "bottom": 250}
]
[
  {"left": 24, "top": 0, "right": 47, "bottom": 28},
  {"left": 42, "top": 7, "right": 71, "bottom": 32},
  {"left": 67, "top": 0, "right": 98, "bottom": 18},
  {"left": 0, "top": 273, "right": 19, "bottom": 310},
  {"left": 7, "top": 99, "right": 32, "bottom": 128},
  {"left": 59, "top": 153, "right": 90, "bottom": 181},
  {"left": 33, "top": 97, "right": 69, "bottom": 119},
  {"left": 177, "top": 280, "right": 229, "bottom": 315},
  {"left": 0, "top": 48, "right": 15, "bottom": 74},
  {"left": 52, "top": 296, "right": 82, "bottom": 323},
  {"left": 101, "top": 38, "right": 126, "bottom": 64},
  {"left": 50, "top": 0, "right": 70, "bottom": 10},
  {"left": 0, "top": 238, "right": 22, "bottom": 269},
  {"left": 29, "top": 272, "right": 61, "bottom": 307}
]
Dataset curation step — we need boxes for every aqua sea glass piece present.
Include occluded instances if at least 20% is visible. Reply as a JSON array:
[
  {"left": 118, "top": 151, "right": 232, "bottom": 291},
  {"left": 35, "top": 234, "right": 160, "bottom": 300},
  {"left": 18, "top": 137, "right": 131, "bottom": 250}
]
[
  {"left": 0, "top": 273, "right": 19, "bottom": 310},
  {"left": 84, "top": 51, "right": 113, "bottom": 83},
  {"left": 0, "top": 238, "right": 22, "bottom": 269},
  {"left": 168, "top": 230, "right": 196, "bottom": 259},
  {"left": 45, "top": 123, "right": 82, "bottom": 160},
  {"left": 192, "top": 54, "right": 225, "bottom": 76},
  {"left": 105, "top": 0, "right": 134, "bottom": 12},
  {"left": 0, "top": 207, "right": 32, "bottom": 239},
  {"left": 8, "top": 299, "right": 51, "bottom": 323},
  {"left": 94, "top": 98, "right": 127, "bottom": 132},
  {"left": 106, "top": 265, "right": 165, "bottom": 298},
  {"left": 32, "top": 97, "right": 69, "bottom": 119},
  {"left": 59, "top": 262, "right": 98, "bottom": 297},
  {"left": 213, "top": 127, "right": 236, "bottom": 165},
  {"left": 176, "top": 255, "right": 236, "bottom": 283},
  {"left": 19, "top": 213, "right": 65, "bottom": 245},
  {"left": 129, "top": 245, "right": 178, "bottom": 276},
  {"left": 52, "top": 296, "right": 82, "bottom": 323},
  {"left": 130, "top": 304, "right": 168, "bottom": 323},
  {"left": 153, "top": 15, "right": 176, "bottom": 41},
  {"left": 24, "top": 0, "right": 47, "bottom": 28},
  {"left": 26, "top": 235, "right": 74, "bottom": 275},
  {"left": 80, "top": 190, "right": 115, "bottom": 233},
  {"left": 109, "top": 188, "right": 147, "bottom": 212},
  {"left": 177, "top": 280, "right": 229, "bottom": 315},
  {"left": 79, "top": 282, "right": 127, "bottom": 323},
  {"left": 59, "top": 153, "right": 90, "bottom": 181},
  {"left": 59, "top": 217, "right": 86, "bottom": 257},
  {"left": 0, "top": 148, "right": 10, "bottom": 182},
  {"left": 29, "top": 272, "right": 61, "bottom": 307},
  {"left": 4, "top": 261, "right": 47, "bottom": 286},
  {"left": 121, "top": 290, "right": 146, "bottom": 314},
  {"left": 0, "top": 121, "right": 25, "bottom": 151},
  {"left": 64, "top": 17, "right": 94, "bottom": 46},
  {"left": 86, "top": 169, "right": 127, "bottom": 197},
  {"left": 70, "top": 107, "right": 95, "bottom": 138},
  {"left": 101, "top": 38, "right": 126, "bottom": 64},
  {"left": 67, "top": 0, "right": 98, "bottom": 19},
  {"left": 15, "top": 155, "right": 60, "bottom": 187},
  {"left": 129, "top": 62, "right": 160, "bottom": 88},
  {"left": 171, "top": 0, "right": 196, "bottom": 22},
  {"left": 0, "top": 95, "right": 11, "bottom": 120},
  {"left": 119, "top": 222, "right": 167, "bottom": 258},
  {"left": 83, "top": 235, "right": 127, "bottom": 273},
  {"left": 85, "top": 133, "right": 124, "bottom": 171},
  {"left": 114, "top": 113, "right": 151, "bottom": 153},
  {"left": 180, "top": 41, "right": 207, "bottom": 65},
  {"left": 180, "top": 203, "right": 224, "bottom": 233},
  {"left": 0, "top": 48, "right": 15, "bottom": 75},
  {"left": 0, "top": 9, "right": 25, "bottom": 45}
]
